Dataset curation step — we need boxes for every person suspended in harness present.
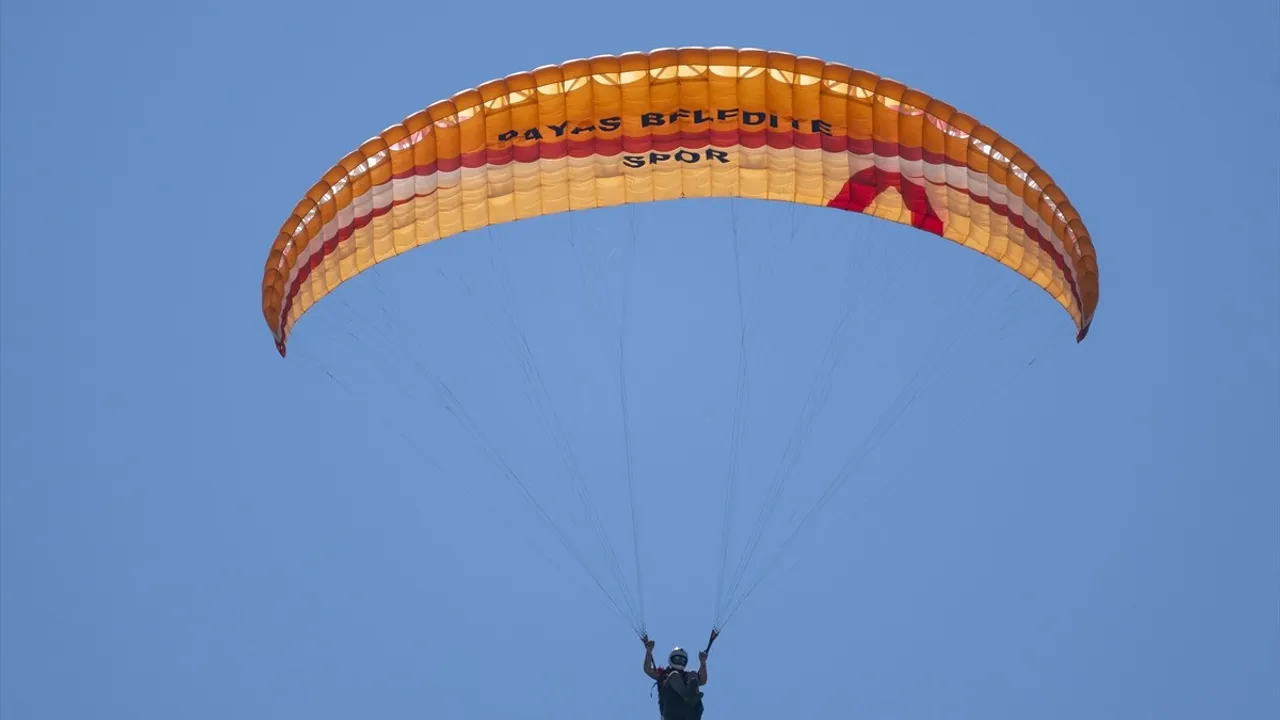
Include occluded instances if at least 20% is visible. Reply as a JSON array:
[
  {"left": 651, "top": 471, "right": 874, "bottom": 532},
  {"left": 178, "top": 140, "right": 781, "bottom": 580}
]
[{"left": 643, "top": 636, "right": 708, "bottom": 720}]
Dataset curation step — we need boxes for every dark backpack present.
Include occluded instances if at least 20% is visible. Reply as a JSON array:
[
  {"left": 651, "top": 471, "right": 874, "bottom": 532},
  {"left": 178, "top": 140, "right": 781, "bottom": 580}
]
[{"left": 656, "top": 669, "right": 704, "bottom": 720}]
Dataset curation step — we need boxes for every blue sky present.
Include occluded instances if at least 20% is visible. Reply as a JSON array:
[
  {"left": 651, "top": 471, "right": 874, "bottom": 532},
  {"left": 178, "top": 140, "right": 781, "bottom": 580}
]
[{"left": 2, "top": 0, "right": 1277, "bottom": 718}]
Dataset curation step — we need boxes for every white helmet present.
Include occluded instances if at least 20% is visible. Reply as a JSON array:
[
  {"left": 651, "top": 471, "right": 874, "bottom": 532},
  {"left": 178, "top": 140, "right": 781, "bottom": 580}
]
[{"left": 669, "top": 646, "right": 688, "bottom": 670}]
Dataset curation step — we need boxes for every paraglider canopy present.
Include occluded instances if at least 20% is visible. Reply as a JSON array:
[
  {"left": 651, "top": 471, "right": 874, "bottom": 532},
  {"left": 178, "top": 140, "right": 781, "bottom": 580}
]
[{"left": 260, "top": 46, "right": 1098, "bottom": 357}]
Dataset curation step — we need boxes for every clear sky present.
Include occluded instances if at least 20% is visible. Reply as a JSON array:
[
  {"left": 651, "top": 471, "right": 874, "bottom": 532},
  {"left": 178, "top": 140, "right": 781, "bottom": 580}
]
[{"left": 2, "top": 0, "right": 1277, "bottom": 718}]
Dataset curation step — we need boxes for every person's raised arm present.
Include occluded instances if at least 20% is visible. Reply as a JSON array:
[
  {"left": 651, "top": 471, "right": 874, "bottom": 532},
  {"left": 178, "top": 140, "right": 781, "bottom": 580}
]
[
  {"left": 697, "top": 650, "right": 708, "bottom": 686},
  {"left": 643, "top": 636, "right": 661, "bottom": 679}
]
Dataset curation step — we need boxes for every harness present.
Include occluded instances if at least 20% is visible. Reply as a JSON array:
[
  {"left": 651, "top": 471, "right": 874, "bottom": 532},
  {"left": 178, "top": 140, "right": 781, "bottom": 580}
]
[{"left": 655, "top": 668, "right": 703, "bottom": 720}]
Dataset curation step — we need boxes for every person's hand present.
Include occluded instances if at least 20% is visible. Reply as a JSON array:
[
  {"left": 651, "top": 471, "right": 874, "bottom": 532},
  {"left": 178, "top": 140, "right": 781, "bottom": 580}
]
[
  {"left": 698, "top": 650, "right": 708, "bottom": 662},
  {"left": 643, "top": 636, "right": 655, "bottom": 651}
]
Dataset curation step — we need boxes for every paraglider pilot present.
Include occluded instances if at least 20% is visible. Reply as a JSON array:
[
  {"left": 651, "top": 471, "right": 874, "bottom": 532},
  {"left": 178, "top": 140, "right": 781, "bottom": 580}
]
[{"left": 643, "top": 634, "right": 709, "bottom": 720}]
